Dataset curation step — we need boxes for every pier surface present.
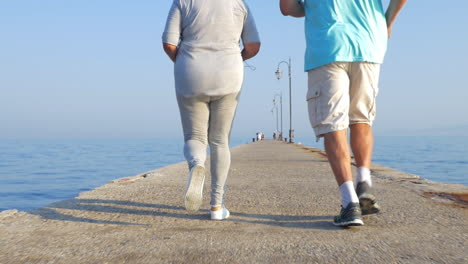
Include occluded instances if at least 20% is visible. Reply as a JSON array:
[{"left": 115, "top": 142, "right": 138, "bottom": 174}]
[{"left": 0, "top": 140, "right": 467, "bottom": 263}]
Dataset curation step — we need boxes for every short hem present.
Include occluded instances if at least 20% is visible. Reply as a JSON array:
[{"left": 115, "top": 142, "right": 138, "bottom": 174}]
[
  {"left": 313, "top": 124, "right": 349, "bottom": 141},
  {"left": 349, "top": 121, "right": 374, "bottom": 126},
  {"left": 313, "top": 122, "right": 374, "bottom": 141}
]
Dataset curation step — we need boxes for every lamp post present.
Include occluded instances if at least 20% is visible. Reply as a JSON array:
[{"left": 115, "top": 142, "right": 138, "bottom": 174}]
[
  {"left": 273, "top": 93, "right": 283, "bottom": 140},
  {"left": 275, "top": 57, "right": 294, "bottom": 143},
  {"left": 271, "top": 99, "right": 279, "bottom": 135}
]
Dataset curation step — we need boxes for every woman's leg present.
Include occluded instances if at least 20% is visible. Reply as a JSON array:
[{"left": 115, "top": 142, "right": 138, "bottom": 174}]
[
  {"left": 207, "top": 92, "right": 240, "bottom": 207},
  {"left": 177, "top": 94, "right": 211, "bottom": 211},
  {"left": 176, "top": 95, "right": 210, "bottom": 169}
]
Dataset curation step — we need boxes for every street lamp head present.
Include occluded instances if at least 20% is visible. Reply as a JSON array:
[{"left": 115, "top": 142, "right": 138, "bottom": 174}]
[{"left": 275, "top": 68, "right": 283, "bottom": 80}]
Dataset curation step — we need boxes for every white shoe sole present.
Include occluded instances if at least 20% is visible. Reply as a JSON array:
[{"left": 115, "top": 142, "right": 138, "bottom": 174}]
[
  {"left": 184, "top": 165, "right": 205, "bottom": 211},
  {"left": 210, "top": 208, "right": 230, "bottom": 220},
  {"left": 333, "top": 218, "right": 364, "bottom": 227}
]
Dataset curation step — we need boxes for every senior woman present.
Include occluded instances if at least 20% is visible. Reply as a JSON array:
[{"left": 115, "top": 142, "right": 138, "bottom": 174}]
[{"left": 162, "top": 0, "right": 260, "bottom": 220}]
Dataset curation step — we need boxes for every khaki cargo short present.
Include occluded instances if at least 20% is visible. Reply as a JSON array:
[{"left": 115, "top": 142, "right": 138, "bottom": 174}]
[{"left": 307, "top": 62, "right": 380, "bottom": 140}]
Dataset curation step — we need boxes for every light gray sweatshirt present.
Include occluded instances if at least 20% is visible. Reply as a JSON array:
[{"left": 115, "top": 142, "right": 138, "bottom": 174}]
[{"left": 162, "top": 0, "right": 260, "bottom": 97}]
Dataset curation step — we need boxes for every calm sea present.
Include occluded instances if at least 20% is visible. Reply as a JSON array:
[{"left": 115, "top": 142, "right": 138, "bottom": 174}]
[{"left": 0, "top": 136, "right": 466, "bottom": 212}]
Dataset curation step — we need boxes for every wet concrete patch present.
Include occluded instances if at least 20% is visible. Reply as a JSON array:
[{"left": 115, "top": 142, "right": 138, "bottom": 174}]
[{"left": 422, "top": 192, "right": 468, "bottom": 208}]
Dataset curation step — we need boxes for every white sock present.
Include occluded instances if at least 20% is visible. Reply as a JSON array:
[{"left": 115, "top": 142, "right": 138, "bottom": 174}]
[
  {"left": 356, "top": 167, "right": 372, "bottom": 187},
  {"left": 339, "top": 181, "right": 359, "bottom": 208}
]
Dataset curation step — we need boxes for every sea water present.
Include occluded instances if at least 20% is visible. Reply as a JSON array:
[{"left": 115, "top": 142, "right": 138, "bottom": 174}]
[
  {"left": 298, "top": 135, "right": 468, "bottom": 186},
  {"left": 0, "top": 136, "right": 466, "bottom": 211}
]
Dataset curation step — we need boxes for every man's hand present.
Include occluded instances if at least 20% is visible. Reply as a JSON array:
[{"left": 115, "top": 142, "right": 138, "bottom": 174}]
[
  {"left": 279, "top": 0, "right": 305, "bottom": 17},
  {"left": 387, "top": 26, "right": 393, "bottom": 39},
  {"left": 385, "top": 0, "right": 407, "bottom": 38},
  {"left": 163, "top": 43, "right": 178, "bottom": 62}
]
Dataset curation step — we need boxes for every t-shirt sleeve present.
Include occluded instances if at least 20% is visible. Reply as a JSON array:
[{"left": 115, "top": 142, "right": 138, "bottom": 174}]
[
  {"left": 162, "top": 0, "right": 182, "bottom": 46},
  {"left": 241, "top": 3, "right": 260, "bottom": 44}
]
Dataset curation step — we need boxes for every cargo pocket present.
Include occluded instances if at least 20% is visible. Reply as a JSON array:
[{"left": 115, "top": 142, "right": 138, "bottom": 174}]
[{"left": 306, "top": 85, "right": 322, "bottom": 128}]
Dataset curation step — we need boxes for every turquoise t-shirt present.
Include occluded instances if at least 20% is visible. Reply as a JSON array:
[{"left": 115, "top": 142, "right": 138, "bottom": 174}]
[{"left": 301, "top": 0, "right": 388, "bottom": 71}]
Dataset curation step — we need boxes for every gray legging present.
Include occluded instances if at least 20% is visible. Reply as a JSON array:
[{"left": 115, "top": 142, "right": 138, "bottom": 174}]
[{"left": 177, "top": 92, "right": 240, "bottom": 207}]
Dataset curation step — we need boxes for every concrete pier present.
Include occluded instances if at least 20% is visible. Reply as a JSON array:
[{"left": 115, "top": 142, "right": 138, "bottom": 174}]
[{"left": 0, "top": 140, "right": 467, "bottom": 263}]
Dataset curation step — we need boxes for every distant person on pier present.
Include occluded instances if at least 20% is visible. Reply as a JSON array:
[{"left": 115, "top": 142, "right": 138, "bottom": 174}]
[
  {"left": 279, "top": 0, "right": 406, "bottom": 226},
  {"left": 162, "top": 0, "right": 260, "bottom": 220},
  {"left": 257, "top": 132, "right": 262, "bottom": 141}
]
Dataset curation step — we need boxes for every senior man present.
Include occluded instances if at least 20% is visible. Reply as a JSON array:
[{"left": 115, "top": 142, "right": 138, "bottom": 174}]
[{"left": 280, "top": 0, "right": 407, "bottom": 226}]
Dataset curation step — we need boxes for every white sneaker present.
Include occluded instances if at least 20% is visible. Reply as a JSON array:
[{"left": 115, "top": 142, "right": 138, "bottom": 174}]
[
  {"left": 210, "top": 207, "right": 230, "bottom": 220},
  {"left": 184, "top": 165, "right": 205, "bottom": 211}
]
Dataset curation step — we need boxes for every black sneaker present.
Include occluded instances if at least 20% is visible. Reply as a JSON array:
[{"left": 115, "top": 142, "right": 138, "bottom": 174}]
[
  {"left": 356, "top": 182, "right": 380, "bottom": 215},
  {"left": 333, "top": 202, "right": 364, "bottom": 227}
]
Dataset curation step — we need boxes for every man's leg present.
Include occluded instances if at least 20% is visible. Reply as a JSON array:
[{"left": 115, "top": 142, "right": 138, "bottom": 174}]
[
  {"left": 351, "top": 123, "right": 373, "bottom": 185},
  {"left": 349, "top": 62, "right": 379, "bottom": 172},
  {"left": 350, "top": 123, "right": 373, "bottom": 169},
  {"left": 349, "top": 62, "right": 381, "bottom": 215},
  {"left": 323, "top": 129, "right": 360, "bottom": 208},
  {"left": 323, "top": 129, "right": 363, "bottom": 226},
  {"left": 307, "top": 63, "right": 363, "bottom": 226},
  {"left": 350, "top": 123, "right": 374, "bottom": 188},
  {"left": 323, "top": 129, "right": 352, "bottom": 186},
  {"left": 350, "top": 123, "right": 380, "bottom": 215}
]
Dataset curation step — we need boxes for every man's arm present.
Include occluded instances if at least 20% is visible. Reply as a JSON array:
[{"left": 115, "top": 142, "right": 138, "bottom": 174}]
[
  {"left": 385, "top": 0, "right": 407, "bottom": 38},
  {"left": 163, "top": 43, "right": 178, "bottom": 63},
  {"left": 241, "top": 42, "right": 261, "bottom": 61},
  {"left": 279, "top": 0, "right": 305, "bottom": 17}
]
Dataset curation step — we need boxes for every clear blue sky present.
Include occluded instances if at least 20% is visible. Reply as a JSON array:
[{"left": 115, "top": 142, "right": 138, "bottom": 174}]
[{"left": 1, "top": 0, "right": 467, "bottom": 139}]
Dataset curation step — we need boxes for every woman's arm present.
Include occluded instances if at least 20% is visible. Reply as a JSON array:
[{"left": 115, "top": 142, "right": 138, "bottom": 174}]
[
  {"left": 163, "top": 43, "right": 178, "bottom": 63},
  {"left": 162, "top": 1, "right": 182, "bottom": 62},
  {"left": 242, "top": 43, "right": 261, "bottom": 61},
  {"left": 241, "top": 3, "right": 261, "bottom": 61}
]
